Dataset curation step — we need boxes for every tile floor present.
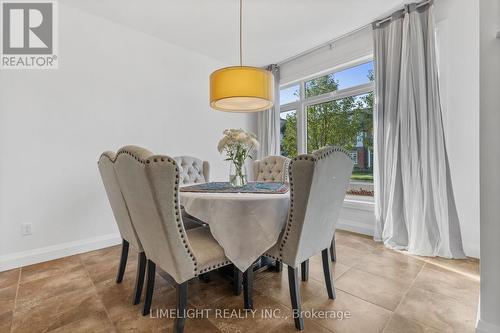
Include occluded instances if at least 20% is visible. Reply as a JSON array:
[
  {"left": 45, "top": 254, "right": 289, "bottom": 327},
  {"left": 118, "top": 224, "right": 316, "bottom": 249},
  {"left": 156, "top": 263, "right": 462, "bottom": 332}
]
[{"left": 0, "top": 230, "right": 479, "bottom": 333}]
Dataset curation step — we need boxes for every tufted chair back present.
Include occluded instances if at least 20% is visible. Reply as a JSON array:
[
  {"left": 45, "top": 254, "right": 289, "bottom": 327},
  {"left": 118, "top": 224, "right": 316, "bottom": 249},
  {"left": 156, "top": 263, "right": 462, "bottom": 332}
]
[
  {"left": 253, "top": 155, "right": 291, "bottom": 182},
  {"left": 114, "top": 146, "right": 198, "bottom": 283},
  {"left": 277, "top": 146, "right": 353, "bottom": 267},
  {"left": 174, "top": 156, "right": 209, "bottom": 184},
  {"left": 98, "top": 151, "right": 143, "bottom": 251}
]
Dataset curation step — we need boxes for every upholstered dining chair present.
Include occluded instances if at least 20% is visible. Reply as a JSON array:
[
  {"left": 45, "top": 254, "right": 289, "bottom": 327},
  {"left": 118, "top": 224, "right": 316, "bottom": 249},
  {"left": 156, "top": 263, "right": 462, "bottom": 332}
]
[
  {"left": 114, "top": 146, "right": 232, "bottom": 333},
  {"left": 98, "top": 152, "right": 146, "bottom": 306},
  {"left": 254, "top": 147, "right": 354, "bottom": 330},
  {"left": 174, "top": 156, "right": 209, "bottom": 184},
  {"left": 253, "top": 155, "right": 290, "bottom": 183},
  {"left": 174, "top": 156, "right": 209, "bottom": 230},
  {"left": 253, "top": 155, "right": 338, "bottom": 280}
]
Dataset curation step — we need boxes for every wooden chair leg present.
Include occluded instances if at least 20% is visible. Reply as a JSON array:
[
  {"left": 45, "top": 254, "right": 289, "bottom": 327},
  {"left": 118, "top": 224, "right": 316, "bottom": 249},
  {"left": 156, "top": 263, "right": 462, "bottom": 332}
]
[
  {"left": 233, "top": 267, "right": 243, "bottom": 295},
  {"left": 330, "top": 233, "right": 337, "bottom": 262},
  {"left": 133, "top": 252, "right": 147, "bottom": 305},
  {"left": 275, "top": 260, "right": 283, "bottom": 272},
  {"left": 322, "top": 249, "right": 336, "bottom": 299},
  {"left": 301, "top": 260, "right": 309, "bottom": 281},
  {"left": 142, "top": 260, "right": 156, "bottom": 316},
  {"left": 243, "top": 266, "right": 254, "bottom": 309},
  {"left": 174, "top": 282, "right": 188, "bottom": 333},
  {"left": 116, "top": 239, "right": 129, "bottom": 283},
  {"left": 288, "top": 266, "right": 304, "bottom": 330}
]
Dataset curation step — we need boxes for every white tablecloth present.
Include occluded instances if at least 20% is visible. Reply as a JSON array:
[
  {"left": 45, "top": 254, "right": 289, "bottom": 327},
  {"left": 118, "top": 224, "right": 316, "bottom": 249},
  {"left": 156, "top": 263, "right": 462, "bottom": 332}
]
[{"left": 180, "top": 191, "right": 290, "bottom": 272}]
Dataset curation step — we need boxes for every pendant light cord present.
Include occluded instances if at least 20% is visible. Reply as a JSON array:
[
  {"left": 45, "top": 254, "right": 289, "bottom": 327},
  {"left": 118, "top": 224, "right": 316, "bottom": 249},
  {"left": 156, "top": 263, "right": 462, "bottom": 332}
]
[{"left": 239, "top": 0, "right": 243, "bottom": 66}]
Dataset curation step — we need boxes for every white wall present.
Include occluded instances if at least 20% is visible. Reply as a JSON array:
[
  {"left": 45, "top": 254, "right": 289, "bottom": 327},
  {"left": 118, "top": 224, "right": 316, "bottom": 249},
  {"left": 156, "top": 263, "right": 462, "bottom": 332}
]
[
  {"left": 0, "top": 4, "right": 256, "bottom": 270},
  {"left": 434, "top": 0, "right": 480, "bottom": 258},
  {"left": 478, "top": 0, "right": 500, "bottom": 331}
]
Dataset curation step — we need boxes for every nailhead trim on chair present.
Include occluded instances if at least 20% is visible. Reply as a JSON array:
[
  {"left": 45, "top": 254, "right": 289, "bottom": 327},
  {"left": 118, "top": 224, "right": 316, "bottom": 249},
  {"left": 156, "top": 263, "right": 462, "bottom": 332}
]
[
  {"left": 265, "top": 146, "right": 350, "bottom": 261},
  {"left": 115, "top": 149, "right": 200, "bottom": 277},
  {"left": 198, "top": 260, "right": 231, "bottom": 274}
]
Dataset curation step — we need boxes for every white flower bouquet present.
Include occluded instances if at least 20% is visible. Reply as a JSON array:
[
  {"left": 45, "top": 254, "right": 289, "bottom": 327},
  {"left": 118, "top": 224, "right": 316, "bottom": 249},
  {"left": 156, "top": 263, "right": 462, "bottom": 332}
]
[{"left": 218, "top": 129, "right": 259, "bottom": 186}]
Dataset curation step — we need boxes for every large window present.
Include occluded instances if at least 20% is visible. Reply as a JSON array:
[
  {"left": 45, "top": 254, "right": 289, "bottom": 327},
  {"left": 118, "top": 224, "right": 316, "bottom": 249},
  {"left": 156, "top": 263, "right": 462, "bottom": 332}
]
[{"left": 279, "top": 61, "right": 374, "bottom": 198}]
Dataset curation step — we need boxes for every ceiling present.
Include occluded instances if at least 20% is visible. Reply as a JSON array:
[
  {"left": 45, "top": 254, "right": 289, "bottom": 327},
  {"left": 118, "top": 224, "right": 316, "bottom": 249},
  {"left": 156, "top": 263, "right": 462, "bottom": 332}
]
[{"left": 61, "top": 0, "right": 406, "bottom": 66}]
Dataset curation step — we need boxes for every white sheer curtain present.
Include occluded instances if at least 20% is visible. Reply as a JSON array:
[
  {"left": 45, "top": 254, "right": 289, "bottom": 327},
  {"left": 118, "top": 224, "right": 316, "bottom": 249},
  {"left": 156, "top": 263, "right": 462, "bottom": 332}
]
[
  {"left": 257, "top": 64, "right": 280, "bottom": 158},
  {"left": 373, "top": 3, "right": 465, "bottom": 258}
]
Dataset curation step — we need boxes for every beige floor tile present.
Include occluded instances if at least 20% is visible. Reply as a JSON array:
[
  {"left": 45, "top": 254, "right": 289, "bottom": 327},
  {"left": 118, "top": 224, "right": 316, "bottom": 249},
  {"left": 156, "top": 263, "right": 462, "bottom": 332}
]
[
  {"left": 16, "top": 267, "right": 94, "bottom": 308},
  {"left": 412, "top": 263, "right": 479, "bottom": 307},
  {"left": 335, "top": 268, "right": 409, "bottom": 311},
  {"left": 396, "top": 288, "right": 477, "bottom": 333},
  {"left": 334, "top": 245, "right": 373, "bottom": 267},
  {"left": 81, "top": 246, "right": 138, "bottom": 284},
  {"left": 254, "top": 268, "right": 329, "bottom": 309},
  {"left": 383, "top": 314, "right": 441, "bottom": 333},
  {"left": 335, "top": 231, "right": 380, "bottom": 253},
  {"left": 353, "top": 251, "right": 424, "bottom": 285},
  {"left": 94, "top": 277, "right": 170, "bottom": 333},
  {"left": 302, "top": 289, "right": 392, "bottom": 333},
  {"left": 308, "top": 253, "right": 351, "bottom": 282},
  {"left": 20, "top": 255, "right": 82, "bottom": 284},
  {"left": 424, "top": 257, "right": 479, "bottom": 281},
  {"left": 3, "top": 240, "right": 481, "bottom": 333},
  {"left": 0, "top": 285, "right": 17, "bottom": 316},
  {"left": 0, "top": 310, "right": 13, "bottom": 333},
  {"left": 46, "top": 313, "right": 116, "bottom": 333},
  {"left": 11, "top": 288, "right": 112, "bottom": 333},
  {"left": 0, "top": 269, "right": 20, "bottom": 289},
  {"left": 208, "top": 290, "right": 291, "bottom": 333},
  {"left": 270, "top": 317, "right": 333, "bottom": 333}
]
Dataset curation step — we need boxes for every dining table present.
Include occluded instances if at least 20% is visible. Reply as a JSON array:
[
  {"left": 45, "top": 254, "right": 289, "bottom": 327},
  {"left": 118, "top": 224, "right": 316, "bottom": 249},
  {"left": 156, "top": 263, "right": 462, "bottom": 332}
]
[{"left": 180, "top": 182, "right": 290, "bottom": 272}]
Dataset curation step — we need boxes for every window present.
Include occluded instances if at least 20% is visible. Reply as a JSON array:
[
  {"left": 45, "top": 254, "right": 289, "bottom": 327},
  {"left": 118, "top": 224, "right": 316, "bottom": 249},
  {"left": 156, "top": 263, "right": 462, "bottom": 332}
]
[
  {"left": 279, "top": 60, "right": 374, "bottom": 198},
  {"left": 279, "top": 85, "right": 300, "bottom": 105},
  {"left": 280, "top": 110, "right": 297, "bottom": 158}
]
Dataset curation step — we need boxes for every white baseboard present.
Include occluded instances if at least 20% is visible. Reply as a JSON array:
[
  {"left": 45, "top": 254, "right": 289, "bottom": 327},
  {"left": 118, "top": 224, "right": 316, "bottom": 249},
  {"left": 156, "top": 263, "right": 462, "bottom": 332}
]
[
  {"left": 338, "top": 201, "right": 376, "bottom": 236},
  {"left": 476, "top": 319, "right": 500, "bottom": 333},
  {"left": 337, "top": 220, "right": 375, "bottom": 236},
  {"left": 0, "top": 233, "right": 122, "bottom": 272}
]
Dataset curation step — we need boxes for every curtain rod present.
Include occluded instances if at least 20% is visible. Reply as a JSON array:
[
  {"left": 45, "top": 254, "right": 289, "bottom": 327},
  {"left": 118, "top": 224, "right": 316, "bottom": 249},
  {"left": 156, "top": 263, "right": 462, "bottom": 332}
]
[{"left": 277, "top": 0, "right": 432, "bottom": 66}]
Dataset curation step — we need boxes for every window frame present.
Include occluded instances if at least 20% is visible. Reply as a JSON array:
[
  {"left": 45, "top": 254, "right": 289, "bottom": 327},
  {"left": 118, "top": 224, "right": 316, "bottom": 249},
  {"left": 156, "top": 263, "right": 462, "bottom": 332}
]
[{"left": 278, "top": 57, "right": 375, "bottom": 204}]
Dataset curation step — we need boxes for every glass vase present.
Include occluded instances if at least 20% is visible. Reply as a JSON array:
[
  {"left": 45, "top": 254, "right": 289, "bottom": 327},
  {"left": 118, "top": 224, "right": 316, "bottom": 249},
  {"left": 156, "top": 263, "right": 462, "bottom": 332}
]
[{"left": 229, "top": 161, "right": 247, "bottom": 187}]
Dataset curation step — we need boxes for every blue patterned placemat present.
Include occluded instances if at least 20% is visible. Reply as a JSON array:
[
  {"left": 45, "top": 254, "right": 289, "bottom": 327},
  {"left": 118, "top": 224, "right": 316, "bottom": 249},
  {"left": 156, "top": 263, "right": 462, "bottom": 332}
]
[{"left": 180, "top": 181, "right": 289, "bottom": 194}]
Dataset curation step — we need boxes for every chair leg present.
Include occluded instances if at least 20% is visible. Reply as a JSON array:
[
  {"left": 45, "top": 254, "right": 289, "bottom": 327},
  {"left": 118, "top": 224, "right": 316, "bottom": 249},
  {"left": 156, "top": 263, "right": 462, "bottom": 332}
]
[
  {"left": 116, "top": 239, "right": 129, "bottom": 283},
  {"left": 275, "top": 260, "right": 283, "bottom": 272},
  {"left": 288, "top": 266, "right": 304, "bottom": 330},
  {"left": 322, "top": 249, "right": 336, "bottom": 299},
  {"left": 142, "top": 260, "right": 156, "bottom": 316},
  {"left": 174, "top": 282, "right": 188, "bottom": 333},
  {"left": 301, "top": 260, "right": 309, "bottom": 282},
  {"left": 133, "top": 252, "right": 147, "bottom": 305},
  {"left": 233, "top": 267, "right": 243, "bottom": 296},
  {"left": 243, "top": 266, "right": 254, "bottom": 309},
  {"left": 330, "top": 233, "right": 337, "bottom": 262}
]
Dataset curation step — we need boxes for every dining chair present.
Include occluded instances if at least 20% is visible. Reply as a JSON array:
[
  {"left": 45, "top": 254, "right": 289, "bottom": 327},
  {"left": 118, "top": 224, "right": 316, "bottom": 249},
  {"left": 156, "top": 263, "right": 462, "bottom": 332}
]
[
  {"left": 257, "top": 146, "right": 354, "bottom": 330},
  {"left": 174, "top": 156, "right": 210, "bottom": 230},
  {"left": 254, "top": 155, "right": 338, "bottom": 280},
  {"left": 248, "top": 155, "right": 291, "bottom": 278},
  {"left": 253, "top": 155, "right": 290, "bottom": 182},
  {"left": 114, "top": 146, "right": 232, "bottom": 333},
  {"left": 174, "top": 156, "right": 209, "bottom": 184},
  {"left": 98, "top": 151, "right": 146, "bottom": 306}
]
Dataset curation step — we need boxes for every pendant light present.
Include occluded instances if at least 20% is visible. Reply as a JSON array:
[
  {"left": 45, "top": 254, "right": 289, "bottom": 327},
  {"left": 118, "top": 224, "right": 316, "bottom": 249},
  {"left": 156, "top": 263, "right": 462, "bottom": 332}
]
[{"left": 210, "top": 0, "right": 274, "bottom": 112}]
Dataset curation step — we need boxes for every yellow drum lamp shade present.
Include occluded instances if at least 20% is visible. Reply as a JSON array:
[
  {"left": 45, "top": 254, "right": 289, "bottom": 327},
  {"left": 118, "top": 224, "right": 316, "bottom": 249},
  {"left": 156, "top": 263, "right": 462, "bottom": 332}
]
[{"left": 210, "top": 66, "right": 274, "bottom": 112}]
